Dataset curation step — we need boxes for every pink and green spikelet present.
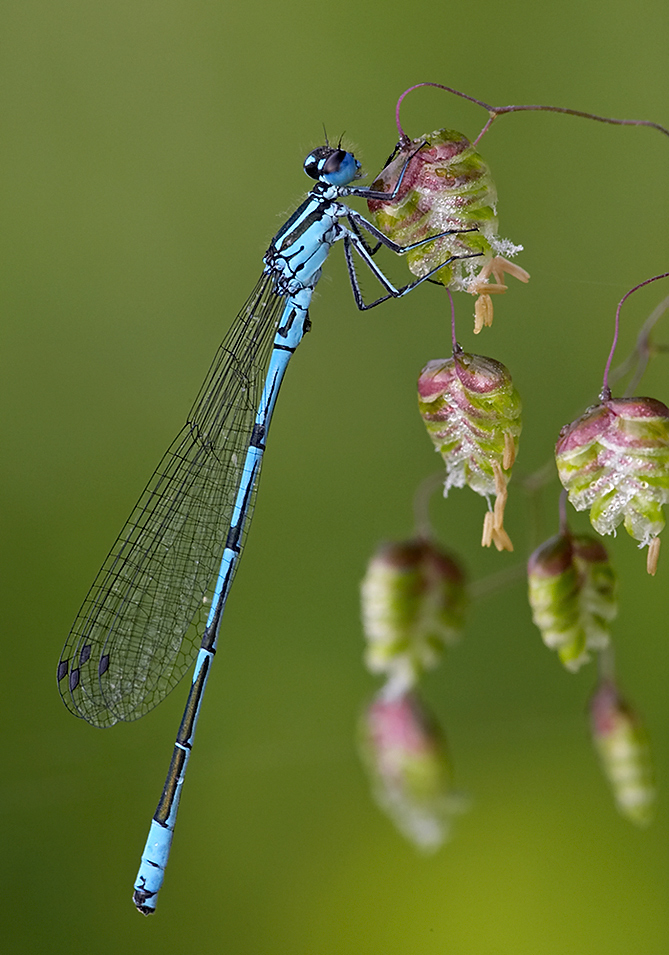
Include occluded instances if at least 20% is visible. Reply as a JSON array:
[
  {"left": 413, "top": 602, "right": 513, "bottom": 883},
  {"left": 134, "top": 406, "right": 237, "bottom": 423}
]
[
  {"left": 360, "top": 539, "right": 467, "bottom": 693},
  {"left": 367, "top": 129, "right": 522, "bottom": 289},
  {"left": 527, "top": 533, "right": 617, "bottom": 672},
  {"left": 590, "top": 679, "right": 655, "bottom": 826},
  {"left": 418, "top": 350, "right": 521, "bottom": 549},
  {"left": 418, "top": 351, "right": 522, "bottom": 495},
  {"left": 360, "top": 690, "right": 461, "bottom": 850},
  {"left": 555, "top": 397, "right": 669, "bottom": 553}
]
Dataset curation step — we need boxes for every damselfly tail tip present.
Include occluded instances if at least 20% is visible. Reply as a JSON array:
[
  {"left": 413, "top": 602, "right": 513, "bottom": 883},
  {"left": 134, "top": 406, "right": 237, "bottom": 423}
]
[{"left": 132, "top": 888, "right": 156, "bottom": 916}]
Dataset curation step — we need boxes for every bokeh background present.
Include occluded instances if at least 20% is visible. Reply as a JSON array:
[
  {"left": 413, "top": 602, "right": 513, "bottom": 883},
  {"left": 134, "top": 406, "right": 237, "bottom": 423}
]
[{"left": 2, "top": 2, "right": 668, "bottom": 952}]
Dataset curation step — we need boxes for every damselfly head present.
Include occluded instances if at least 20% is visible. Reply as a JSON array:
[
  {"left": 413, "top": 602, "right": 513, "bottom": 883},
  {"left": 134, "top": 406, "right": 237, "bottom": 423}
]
[{"left": 303, "top": 146, "right": 360, "bottom": 186}]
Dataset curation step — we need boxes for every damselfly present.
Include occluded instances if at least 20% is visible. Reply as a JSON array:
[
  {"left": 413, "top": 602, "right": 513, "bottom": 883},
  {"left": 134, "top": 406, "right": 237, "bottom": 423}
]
[{"left": 56, "top": 139, "right": 479, "bottom": 914}]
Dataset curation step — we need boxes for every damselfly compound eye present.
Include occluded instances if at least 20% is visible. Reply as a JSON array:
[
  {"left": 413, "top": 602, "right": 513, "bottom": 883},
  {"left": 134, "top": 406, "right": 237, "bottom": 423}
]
[
  {"left": 303, "top": 146, "right": 359, "bottom": 185},
  {"left": 322, "top": 148, "right": 347, "bottom": 174},
  {"left": 303, "top": 146, "right": 343, "bottom": 178},
  {"left": 303, "top": 149, "right": 324, "bottom": 179}
]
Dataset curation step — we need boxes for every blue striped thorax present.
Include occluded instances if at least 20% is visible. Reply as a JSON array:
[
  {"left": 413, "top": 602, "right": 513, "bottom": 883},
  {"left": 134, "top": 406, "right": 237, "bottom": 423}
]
[{"left": 263, "top": 145, "right": 363, "bottom": 294}]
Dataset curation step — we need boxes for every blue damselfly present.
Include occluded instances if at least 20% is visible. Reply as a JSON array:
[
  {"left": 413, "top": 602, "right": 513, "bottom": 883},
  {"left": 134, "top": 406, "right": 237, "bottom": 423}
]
[{"left": 57, "top": 139, "right": 478, "bottom": 913}]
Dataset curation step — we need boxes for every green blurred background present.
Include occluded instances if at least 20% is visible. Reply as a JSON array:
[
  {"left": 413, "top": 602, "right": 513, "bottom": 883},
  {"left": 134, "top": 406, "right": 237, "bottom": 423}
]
[{"left": 2, "top": 1, "right": 668, "bottom": 952}]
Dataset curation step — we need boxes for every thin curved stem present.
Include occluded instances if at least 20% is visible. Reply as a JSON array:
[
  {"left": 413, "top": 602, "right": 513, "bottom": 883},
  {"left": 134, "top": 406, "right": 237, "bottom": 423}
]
[
  {"left": 601, "top": 273, "right": 669, "bottom": 396},
  {"left": 412, "top": 471, "right": 443, "bottom": 540},
  {"left": 558, "top": 489, "right": 569, "bottom": 536},
  {"left": 394, "top": 82, "right": 669, "bottom": 146},
  {"left": 468, "top": 563, "right": 525, "bottom": 601},
  {"left": 597, "top": 642, "right": 617, "bottom": 683},
  {"left": 447, "top": 287, "right": 457, "bottom": 352},
  {"left": 606, "top": 293, "right": 669, "bottom": 396},
  {"left": 395, "top": 83, "right": 495, "bottom": 140}
]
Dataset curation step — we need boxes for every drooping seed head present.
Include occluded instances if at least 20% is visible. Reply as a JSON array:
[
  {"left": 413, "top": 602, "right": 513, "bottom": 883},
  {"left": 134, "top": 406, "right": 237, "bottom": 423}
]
[
  {"left": 527, "top": 532, "right": 617, "bottom": 671},
  {"left": 589, "top": 679, "right": 655, "bottom": 826},
  {"left": 361, "top": 538, "right": 467, "bottom": 693},
  {"left": 360, "top": 690, "right": 463, "bottom": 850},
  {"left": 367, "top": 129, "right": 528, "bottom": 329},
  {"left": 555, "top": 396, "right": 669, "bottom": 572},
  {"left": 418, "top": 351, "right": 522, "bottom": 550}
]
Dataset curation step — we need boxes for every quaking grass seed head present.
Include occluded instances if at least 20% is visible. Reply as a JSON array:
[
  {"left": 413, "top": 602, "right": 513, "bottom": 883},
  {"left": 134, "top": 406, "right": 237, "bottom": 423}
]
[
  {"left": 367, "top": 129, "right": 528, "bottom": 331},
  {"left": 418, "top": 350, "right": 522, "bottom": 551},
  {"left": 360, "top": 538, "right": 467, "bottom": 693},
  {"left": 589, "top": 679, "right": 655, "bottom": 826},
  {"left": 527, "top": 532, "right": 617, "bottom": 672},
  {"left": 555, "top": 396, "right": 669, "bottom": 574},
  {"left": 359, "top": 689, "right": 462, "bottom": 851}
]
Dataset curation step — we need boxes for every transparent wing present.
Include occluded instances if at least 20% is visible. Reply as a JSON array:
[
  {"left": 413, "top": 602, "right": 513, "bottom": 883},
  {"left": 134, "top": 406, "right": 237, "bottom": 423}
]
[{"left": 57, "top": 274, "right": 286, "bottom": 727}]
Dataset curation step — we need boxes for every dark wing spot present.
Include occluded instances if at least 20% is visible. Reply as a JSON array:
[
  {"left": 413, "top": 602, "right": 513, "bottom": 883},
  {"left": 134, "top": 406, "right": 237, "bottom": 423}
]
[
  {"left": 99, "top": 654, "right": 110, "bottom": 677},
  {"left": 79, "top": 644, "right": 92, "bottom": 666},
  {"left": 57, "top": 660, "right": 69, "bottom": 682},
  {"left": 69, "top": 668, "right": 80, "bottom": 691}
]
